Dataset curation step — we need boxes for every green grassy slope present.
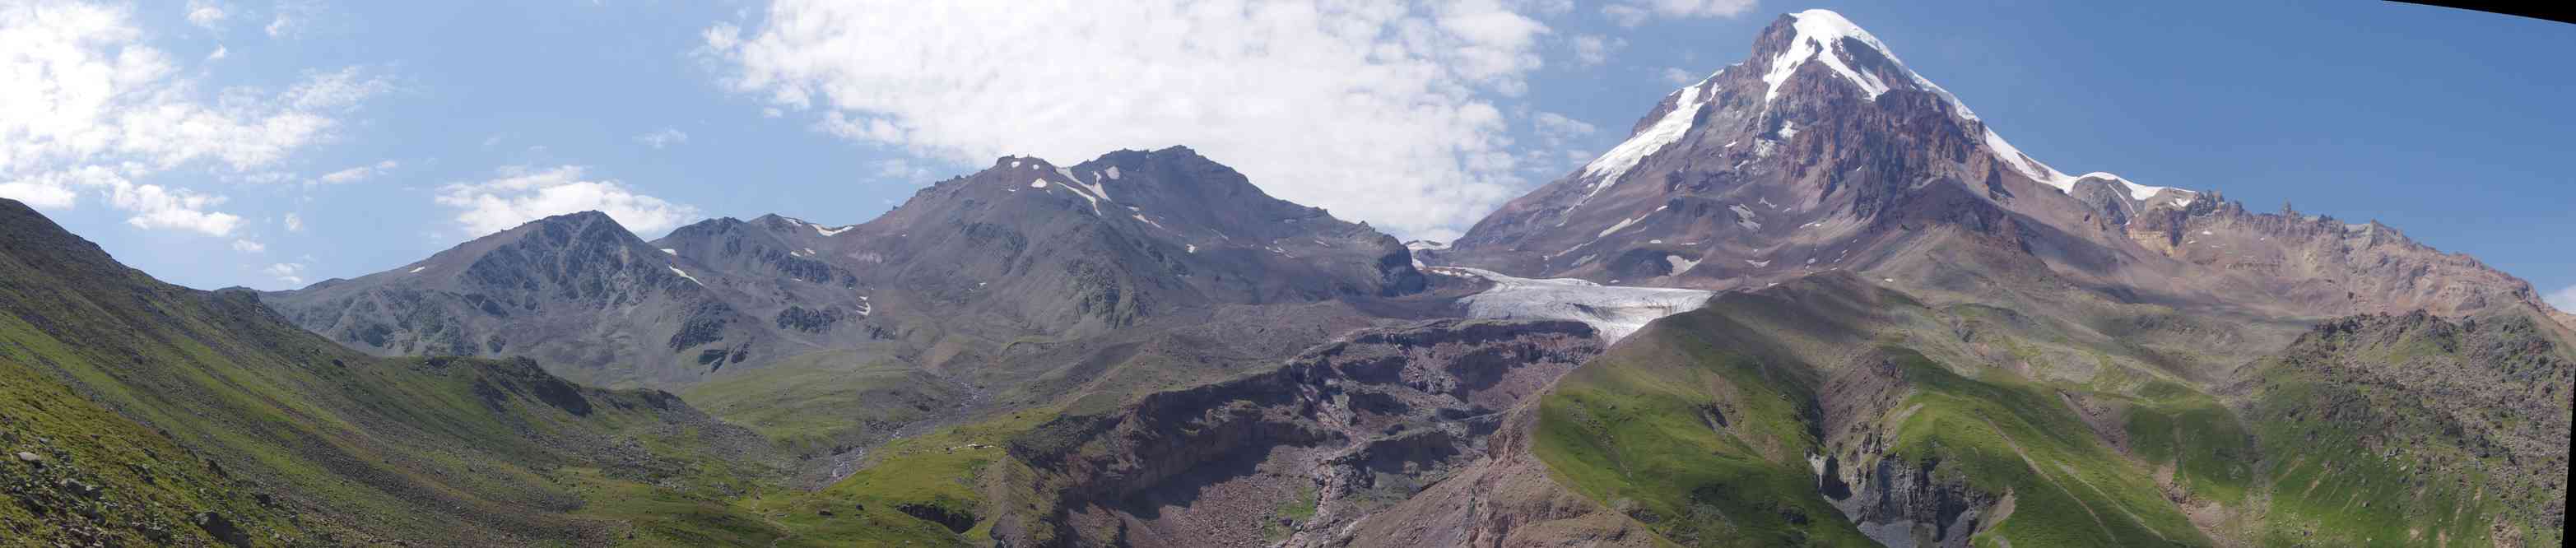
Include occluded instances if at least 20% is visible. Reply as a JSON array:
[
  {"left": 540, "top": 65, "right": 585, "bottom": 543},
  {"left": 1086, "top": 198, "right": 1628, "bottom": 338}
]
[
  {"left": 724, "top": 410, "right": 1058, "bottom": 547},
  {"left": 2, "top": 346, "right": 306, "bottom": 546},
  {"left": 0, "top": 199, "right": 778, "bottom": 546},
  {"left": 2237, "top": 312, "right": 2571, "bottom": 547},
  {"left": 1530, "top": 268, "right": 2570, "bottom": 547},
  {"left": 681, "top": 349, "right": 964, "bottom": 459},
  {"left": 1531, "top": 272, "right": 2227, "bottom": 547},
  {"left": 1532, "top": 308, "right": 1872, "bottom": 546}
]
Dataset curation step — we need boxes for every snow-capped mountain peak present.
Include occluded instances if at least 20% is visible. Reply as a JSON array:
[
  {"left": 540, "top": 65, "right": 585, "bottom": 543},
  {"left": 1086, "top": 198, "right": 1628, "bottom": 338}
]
[
  {"left": 1760, "top": 9, "right": 1895, "bottom": 103},
  {"left": 1755, "top": 9, "right": 2192, "bottom": 205},
  {"left": 1450, "top": 9, "right": 2216, "bottom": 285},
  {"left": 1759, "top": 10, "right": 1976, "bottom": 118}
]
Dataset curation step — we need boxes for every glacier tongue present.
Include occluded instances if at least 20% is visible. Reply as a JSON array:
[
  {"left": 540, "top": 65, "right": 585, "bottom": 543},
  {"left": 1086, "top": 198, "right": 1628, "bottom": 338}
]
[{"left": 1438, "top": 267, "right": 1713, "bottom": 342}]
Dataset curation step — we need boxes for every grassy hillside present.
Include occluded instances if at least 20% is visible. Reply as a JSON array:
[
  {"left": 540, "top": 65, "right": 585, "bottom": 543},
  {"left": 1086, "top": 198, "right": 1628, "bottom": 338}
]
[
  {"left": 2237, "top": 312, "right": 2571, "bottom": 547},
  {"left": 0, "top": 199, "right": 780, "bottom": 546},
  {"left": 1531, "top": 274, "right": 2209, "bottom": 546},
  {"left": 681, "top": 348, "right": 965, "bottom": 459},
  {"left": 1528, "top": 269, "right": 2571, "bottom": 547}
]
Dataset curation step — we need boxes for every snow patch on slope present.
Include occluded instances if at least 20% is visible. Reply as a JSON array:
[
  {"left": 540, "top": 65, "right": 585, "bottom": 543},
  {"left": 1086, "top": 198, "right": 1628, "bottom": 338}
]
[
  {"left": 2076, "top": 172, "right": 2184, "bottom": 202},
  {"left": 1984, "top": 129, "right": 2198, "bottom": 205},
  {"left": 1439, "top": 267, "right": 1713, "bottom": 342},
  {"left": 667, "top": 267, "right": 703, "bottom": 286},
  {"left": 1598, "top": 214, "right": 1649, "bottom": 238},
  {"left": 1665, "top": 254, "right": 1700, "bottom": 275},
  {"left": 1570, "top": 81, "right": 1709, "bottom": 218}
]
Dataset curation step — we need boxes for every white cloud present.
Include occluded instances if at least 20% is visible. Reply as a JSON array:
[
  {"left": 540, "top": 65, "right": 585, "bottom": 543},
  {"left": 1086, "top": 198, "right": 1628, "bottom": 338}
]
[
  {"left": 1602, "top": 5, "right": 1649, "bottom": 27},
  {"left": 102, "top": 175, "right": 239, "bottom": 235},
  {"left": 230, "top": 238, "right": 263, "bottom": 253},
  {"left": 314, "top": 160, "right": 397, "bottom": 185},
  {"left": 0, "top": 2, "right": 384, "bottom": 236},
  {"left": 282, "top": 66, "right": 393, "bottom": 111},
  {"left": 263, "top": 262, "right": 305, "bottom": 286},
  {"left": 281, "top": 212, "right": 301, "bottom": 232},
  {"left": 1571, "top": 34, "right": 1624, "bottom": 66},
  {"left": 0, "top": 177, "right": 77, "bottom": 208},
  {"left": 206, "top": 44, "right": 226, "bottom": 61},
  {"left": 263, "top": 14, "right": 291, "bottom": 38},
  {"left": 1605, "top": 0, "right": 1759, "bottom": 27},
  {"left": 3, "top": 166, "right": 239, "bottom": 235},
  {"left": 2546, "top": 284, "right": 2576, "bottom": 313},
  {"left": 703, "top": 0, "right": 1558, "bottom": 238},
  {"left": 184, "top": 0, "right": 226, "bottom": 30},
  {"left": 435, "top": 165, "right": 700, "bottom": 236},
  {"left": 633, "top": 128, "right": 689, "bottom": 149},
  {"left": 1531, "top": 111, "right": 1596, "bottom": 147}
]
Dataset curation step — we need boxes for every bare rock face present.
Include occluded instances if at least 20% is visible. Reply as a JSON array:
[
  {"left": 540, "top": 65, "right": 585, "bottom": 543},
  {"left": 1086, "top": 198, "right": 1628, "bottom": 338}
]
[
  {"left": 1813, "top": 351, "right": 1999, "bottom": 548},
  {"left": 997, "top": 319, "right": 1604, "bottom": 547},
  {"left": 842, "top": 146, "right": 1426, "bottom": 341},
  {"left": 2125, "top": 198, "right": 2557, "bottom": 321},
  {"left": 263, "top": 211, "right": 771, "bottom": 388},
  {"left": 1328, "top": 406, "right": 1663, "bottom": 548}
]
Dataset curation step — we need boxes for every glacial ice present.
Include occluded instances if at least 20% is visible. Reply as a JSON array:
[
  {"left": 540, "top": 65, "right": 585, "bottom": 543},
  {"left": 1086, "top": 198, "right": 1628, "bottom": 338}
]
[{"left": 1439, "top": 267, "right": 1713, "bottom": 342}]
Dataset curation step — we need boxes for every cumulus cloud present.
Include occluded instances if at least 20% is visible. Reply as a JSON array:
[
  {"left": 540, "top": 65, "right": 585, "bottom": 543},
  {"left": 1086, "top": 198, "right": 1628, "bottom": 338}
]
[
  {"left": 435, "top": 165, "right": 700, "bottom": 236},
  {"left": 184, "top": 0, "right": 226, "bottom": 30},
  {"left": 1531, "top": 111, "right": 1597, "bottom": 147},
  {"left": 634, "top": 128, "right": 688, "bottom": 149},
  {"left": 1570, "top": 35, "right": 1624, "bottom": 66},
  {"left": 702, "top": 0, "right": 1559, "bottom": 238},
  {"left": 230, "top": 239, "right": 263, "bottom": 253},
  {"left": 1605, "top": 0, "right": 1760, "bottom": 27},
  {"left": 0, "top": 2, "right": 384, "bottom": 235},
  {"left": 102, "top": 175, "right": 240, "bottom": 235},
  {"left": 2546, "top": 284, "right": 2576, "bottom": 313},
  {"left": 281, "top": 212, "right": 301, "bottom": 232},
  {"left": 314, "top": 160, "right": 398, "bottom": 185},
  {"left": 263, "top": 262, "right": 305, "bottom": 286},
  {"left": 2, "top": 166, "right": 240, "bottom": 235}
]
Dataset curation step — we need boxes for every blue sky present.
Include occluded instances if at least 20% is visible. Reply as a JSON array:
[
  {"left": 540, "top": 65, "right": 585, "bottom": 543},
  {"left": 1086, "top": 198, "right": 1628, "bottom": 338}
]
[{"left": 6, "top": 1, "right": 2571, "bottom": 309}]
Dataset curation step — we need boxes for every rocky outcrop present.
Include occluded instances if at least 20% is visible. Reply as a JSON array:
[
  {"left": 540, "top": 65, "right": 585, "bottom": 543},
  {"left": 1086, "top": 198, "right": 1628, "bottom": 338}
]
[
  {"left": 1815, "top": 350, "right": 2002, "bottom": 548},
  {"left": 1328, "top": 405, "right": 1663, "bottom": 548},
  {"left": 999, "top": 319, "right": 1601, "bottom": 547},
  {"left": 263, "top": 211, "right": 773, "bottom": 388}
]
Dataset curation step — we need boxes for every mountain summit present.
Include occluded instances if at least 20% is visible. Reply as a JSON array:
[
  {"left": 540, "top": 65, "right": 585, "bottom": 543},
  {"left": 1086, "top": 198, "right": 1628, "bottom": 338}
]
[
  {"left": 1445, "top": 9, "right": 2555, "bottom": 327},
  {"left": 264, "top": 147, "right": 1431, "bottom": 397}
]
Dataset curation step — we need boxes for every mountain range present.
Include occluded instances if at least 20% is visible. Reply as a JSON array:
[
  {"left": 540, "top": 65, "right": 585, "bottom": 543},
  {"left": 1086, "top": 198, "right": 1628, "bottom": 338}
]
[{"left": 6, "top": 8, "right": 2568, "bottom": 548}]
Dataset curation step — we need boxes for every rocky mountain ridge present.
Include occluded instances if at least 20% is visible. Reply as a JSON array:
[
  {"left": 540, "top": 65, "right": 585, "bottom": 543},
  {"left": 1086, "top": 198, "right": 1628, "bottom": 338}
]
[{"left": 1441, "top": 8, "right": 2563, "bottom": 330}]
